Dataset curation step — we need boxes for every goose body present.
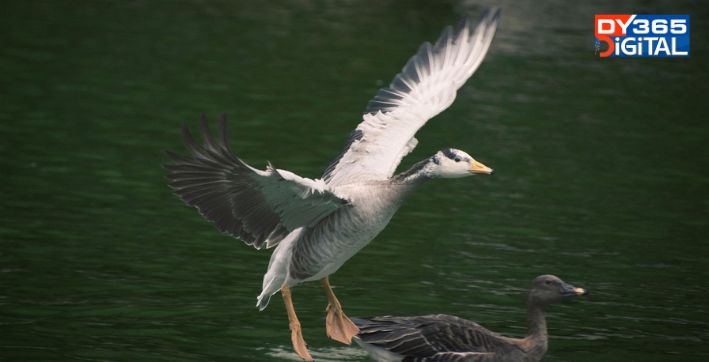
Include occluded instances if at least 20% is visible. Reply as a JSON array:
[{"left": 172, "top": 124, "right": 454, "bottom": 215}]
[
  {"left": 355, "top": 314, "right": 534, "bottom": 362},
  {"left": 166, "top": 8, "right": 501, "bottom": 360},
  {"left": 353, "top": 275, "right": 587, "bottom": 362},
  {"left": 284, "top": 182, "right": 410, "bottom": 280}
]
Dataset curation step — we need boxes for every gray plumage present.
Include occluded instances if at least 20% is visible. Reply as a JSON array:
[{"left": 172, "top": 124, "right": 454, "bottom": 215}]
[
  {"left": 353, "top": 275, "right": 587, "bottom": 362},
  {"left": 165, "top": 8, "right": 501, "bottom": 311},
  {"left": 354, "top": 315, "right": 510, "bottom": 361},
  {"left": 166, "top": 115, "right": 347, "bottom": 250}
]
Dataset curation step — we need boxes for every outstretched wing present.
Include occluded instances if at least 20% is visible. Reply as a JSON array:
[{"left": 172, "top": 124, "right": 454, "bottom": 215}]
[
  {"left": 353, "top": 314, "right": 512, "bottom": 359},
  {"left": 323, "top": 9, "right": 501, "bottom": 186},
  {"left": 166, "top": 115, "right": 348, "bottom": 250}
]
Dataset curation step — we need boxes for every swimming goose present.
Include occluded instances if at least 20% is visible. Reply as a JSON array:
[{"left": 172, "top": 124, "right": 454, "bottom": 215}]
[
  {"left": 352, "top": 275, "right": 587, "bottom": 362},
  {"left": 166, "top": 8, "right": 500, "bottom": 361}
]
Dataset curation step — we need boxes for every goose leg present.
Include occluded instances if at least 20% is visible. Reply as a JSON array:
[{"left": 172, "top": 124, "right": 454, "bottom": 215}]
[
  {"left": 322, "top": 277, "right": 360, "bottom": 344},
  {"left": 281, "top": 283, "right": 313, "bottom": 361}
]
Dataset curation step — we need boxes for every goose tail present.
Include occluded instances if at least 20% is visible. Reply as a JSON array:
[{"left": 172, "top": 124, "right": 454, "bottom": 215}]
[{"left": 255, "top": 227, "right": 305, "bottom": 310}]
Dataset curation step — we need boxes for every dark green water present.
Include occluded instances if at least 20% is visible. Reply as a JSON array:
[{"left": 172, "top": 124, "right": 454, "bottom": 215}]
[{"left": 2, "top": 1, "right": 708, "bottom": 361}]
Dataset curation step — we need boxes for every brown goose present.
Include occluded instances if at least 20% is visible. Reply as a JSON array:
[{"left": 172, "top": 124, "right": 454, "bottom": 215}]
[{"left": 352, "top": 275, "right": 587, "bottom": 362}]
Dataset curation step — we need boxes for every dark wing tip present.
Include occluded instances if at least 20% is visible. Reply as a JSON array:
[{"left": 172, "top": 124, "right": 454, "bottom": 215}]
[
  {"left": 165, "top": 114, "right": 271, "bottom": 250},
  {"left": 363, "top": 7, "right": 502, "bottom": 116},
  {"left": 195, "top": 113, "right": 216, "bottom": 149},
  {"left": 480, "top": 7, "right": 502, "bottom": 30},
  {"left": 433, "top": 25, "right": 454, "bottom": 51},
  {"left": 486, "top": 8, "right": 502, "bottom": 28},
  {"left": 456, "top": 15, "right": 471, "bottom": 32},
  {"left": 219, "top": 114, "right": 228, "bottom": 140},
  {"left": 181, "top": 123, "right": 199, "bottom": 149},
  {"left": 459, "top": 7, "right": 502, "bottom": 37}
]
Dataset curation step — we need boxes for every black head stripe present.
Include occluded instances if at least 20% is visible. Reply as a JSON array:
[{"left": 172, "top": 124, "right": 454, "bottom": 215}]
[
  {"left": 442, "top": 148, "right": 457, "bottom": 159},
  {"left": 431, "top": 155, "right": 441, "bottom": 165}
]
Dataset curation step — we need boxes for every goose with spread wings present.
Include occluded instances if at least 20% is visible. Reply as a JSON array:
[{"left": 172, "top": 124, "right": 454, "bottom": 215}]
[{"left": 166, "top": 8, "right": 500, "bottom": 361}]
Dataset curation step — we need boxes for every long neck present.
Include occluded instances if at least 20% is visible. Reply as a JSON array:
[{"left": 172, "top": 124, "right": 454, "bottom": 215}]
[
  {"left": 523, "top": 300, "right": 549, "bottom": 359},
  {"left": 393, "top": 159, "right": 433, "bottom": 184},
  {"left": 527, "top": 303, "right": 547, "bottom": 339}
]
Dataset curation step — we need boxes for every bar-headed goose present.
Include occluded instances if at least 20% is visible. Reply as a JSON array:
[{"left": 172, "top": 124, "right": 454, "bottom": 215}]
[{"left": 166, "top": 8, "right": 501, "bottom": 360}]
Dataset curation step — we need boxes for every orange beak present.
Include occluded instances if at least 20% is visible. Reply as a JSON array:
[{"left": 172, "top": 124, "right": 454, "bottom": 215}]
[{"left": 469, "top": 159, "right": 493, "bottom": 174}]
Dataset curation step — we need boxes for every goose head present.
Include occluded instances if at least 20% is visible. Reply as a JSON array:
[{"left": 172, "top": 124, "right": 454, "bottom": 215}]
[
  {"left": 528, "top": 274, "right": 587, "bottom": 306},
  {"left": 428, "top": 148, "right": 493, "bottom": 178}
]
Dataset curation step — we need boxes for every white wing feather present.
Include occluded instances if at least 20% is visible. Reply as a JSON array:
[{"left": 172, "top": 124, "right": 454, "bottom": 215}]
[{"left": 323, "top": 9, "right": 501, "bottom": 186}]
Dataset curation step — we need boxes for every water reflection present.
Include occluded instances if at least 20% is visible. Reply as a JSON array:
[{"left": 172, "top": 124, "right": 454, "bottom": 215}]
[{"left": 266, "top": 346, "right": 367, "bottom": 361}]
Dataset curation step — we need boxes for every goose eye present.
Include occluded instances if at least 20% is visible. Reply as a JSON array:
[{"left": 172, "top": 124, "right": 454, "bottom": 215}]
[
  {"left": 545, "top": 280, "right": 552, "bottom": 285},
  {"left": 454, "top": 157, "right": 461, "bottom": 162}
]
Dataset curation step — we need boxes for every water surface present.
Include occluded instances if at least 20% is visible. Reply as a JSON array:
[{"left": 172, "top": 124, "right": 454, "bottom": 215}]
[{"left": 1, "top": 1, "right": 708, "bottom": 361}]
